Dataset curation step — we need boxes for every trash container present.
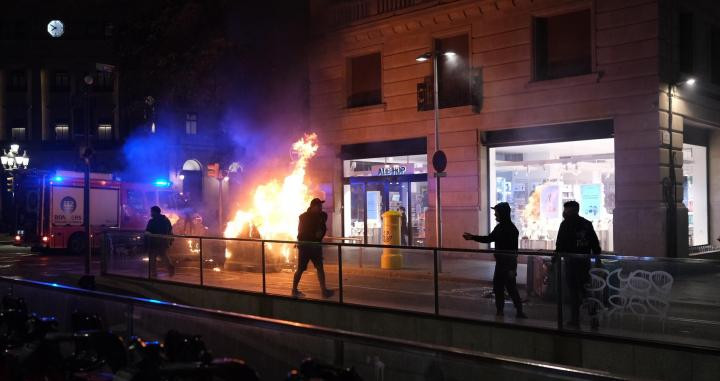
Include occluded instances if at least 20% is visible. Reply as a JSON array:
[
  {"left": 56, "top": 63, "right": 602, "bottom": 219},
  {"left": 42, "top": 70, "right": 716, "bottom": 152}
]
[{"left": 381, "top": 210, "right": 402, "bottom": 269}]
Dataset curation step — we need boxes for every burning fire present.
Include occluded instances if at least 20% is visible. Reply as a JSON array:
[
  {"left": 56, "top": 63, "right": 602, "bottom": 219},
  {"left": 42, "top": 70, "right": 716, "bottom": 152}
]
[{"left": 224, "top": 133, "right": 320, "bottom": 262}]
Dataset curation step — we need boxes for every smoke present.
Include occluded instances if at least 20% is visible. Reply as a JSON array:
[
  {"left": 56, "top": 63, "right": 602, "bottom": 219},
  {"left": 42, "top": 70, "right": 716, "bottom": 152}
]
[{"left": 117, "top": 110, "right": 182, "bottom": 183}]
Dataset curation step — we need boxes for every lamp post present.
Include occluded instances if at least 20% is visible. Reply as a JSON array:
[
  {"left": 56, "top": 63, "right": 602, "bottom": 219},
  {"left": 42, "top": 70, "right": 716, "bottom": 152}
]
[
  {"left": 665, "top": 77, "right": 696, "bottom": 257},
  {"left": 82, "top": 74, "right": 94, "bottom": 275},
  {"left": 416, "top": 50, "right": 455, "bottom": 250},
  {"left": 1, "top": 144, "right": 30, "bottom": 235}
]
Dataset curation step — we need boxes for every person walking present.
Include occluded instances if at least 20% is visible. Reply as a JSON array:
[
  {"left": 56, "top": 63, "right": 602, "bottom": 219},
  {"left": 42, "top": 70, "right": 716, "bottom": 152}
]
[
  {"left": 145, "top": 206, "right": 175, "bottom": 278},
  {"left": 463, "top": 202, "right": 527, "bottom": 318},
  {"left": 555, "top": 200, "right": 602, "bottom": 328},
  {"left": 292, "top": 198, "right": 334, "bottom": 298}
]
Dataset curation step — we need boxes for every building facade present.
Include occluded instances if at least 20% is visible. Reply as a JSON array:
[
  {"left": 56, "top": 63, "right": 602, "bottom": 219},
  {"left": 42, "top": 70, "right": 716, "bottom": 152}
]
[{"left": 308, "top": 0, "right": 720, "bottom": 257}]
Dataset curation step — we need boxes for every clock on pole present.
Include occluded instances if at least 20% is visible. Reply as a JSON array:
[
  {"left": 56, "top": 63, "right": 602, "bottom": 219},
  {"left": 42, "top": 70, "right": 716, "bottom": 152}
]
[{"left": 47, "top": 20, "right": 64, "bottom": 38}]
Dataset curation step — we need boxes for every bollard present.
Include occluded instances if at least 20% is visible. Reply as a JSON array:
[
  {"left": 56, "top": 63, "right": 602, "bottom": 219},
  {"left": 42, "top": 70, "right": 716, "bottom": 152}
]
[{"left": 381, "top": 211, "right": 402, "bottom": 269}]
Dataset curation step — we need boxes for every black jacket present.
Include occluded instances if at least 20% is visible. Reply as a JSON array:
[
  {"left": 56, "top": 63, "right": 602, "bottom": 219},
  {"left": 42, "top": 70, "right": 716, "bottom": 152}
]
[
  {"left": 556, "top": 216, "right": 601, "bottom": 261},
  {"left": 472, "top": 220, "right": 519, "bottom": 264},
  {"left": 146, "top": 215, "right": 173, "bottom": 235},
  {"left": 297, "top": 210, "right": 327, "bottom": 242}
]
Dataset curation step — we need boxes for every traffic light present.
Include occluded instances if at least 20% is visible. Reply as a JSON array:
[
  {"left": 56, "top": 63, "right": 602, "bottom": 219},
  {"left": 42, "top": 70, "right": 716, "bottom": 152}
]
[
  {"left": 207, "top": 163, "right": 220, "bottom": 178},
  {"left": 6, "top": 176, "right": 13, "bottom": 193}
]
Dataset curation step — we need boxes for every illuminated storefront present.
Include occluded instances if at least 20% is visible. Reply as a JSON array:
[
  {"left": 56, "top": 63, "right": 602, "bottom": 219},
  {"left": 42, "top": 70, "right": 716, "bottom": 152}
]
[
  {"left": 485, "top": 121, "right": 615, "bottom": 251},
  {"left": 341, "top": 139, "right": 429, "bottom": 246},
  {"left": 683, "top": 125, "right": 710, "bottom": 247}
]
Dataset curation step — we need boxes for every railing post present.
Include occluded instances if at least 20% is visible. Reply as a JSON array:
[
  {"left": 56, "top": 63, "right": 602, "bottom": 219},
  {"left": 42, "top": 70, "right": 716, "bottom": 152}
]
[
  {"left": 433, "top": 248, "right": 439, "bottom": 315},
  {"left": 261, "top": 241, "right": 266, "bottom": 294},
  {"left": 556, "top": 253, "right": 563, "bottom": 330},
  {"left": 338, "top": 244, "right": 344, "bottom": 304},
  {"left": 199, "top": 237, "right": 204, "bottom": 286}
]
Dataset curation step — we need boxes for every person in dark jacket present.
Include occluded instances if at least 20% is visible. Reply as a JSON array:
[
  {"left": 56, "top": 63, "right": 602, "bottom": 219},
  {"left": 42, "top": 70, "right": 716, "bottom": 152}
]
[
  {"left": 463, "top": 202, "right": 527, "bottom": 318},
  {"left": 555, "top": 200, "right": 602, "bottom": 327},
  {"left": 399, "top": 206, "right": 409, "bottom": 245},
  {"left": 292, "top": 198, "right": 334, "bottom": 298},
  {"left": 145, "top": 206, "right": 175, "bottom": 277}
]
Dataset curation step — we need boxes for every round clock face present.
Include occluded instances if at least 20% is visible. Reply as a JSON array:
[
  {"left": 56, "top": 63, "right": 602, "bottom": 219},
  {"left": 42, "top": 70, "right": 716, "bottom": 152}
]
[{"left": 47, "top": 20, "right": 64, "bottom": 38}]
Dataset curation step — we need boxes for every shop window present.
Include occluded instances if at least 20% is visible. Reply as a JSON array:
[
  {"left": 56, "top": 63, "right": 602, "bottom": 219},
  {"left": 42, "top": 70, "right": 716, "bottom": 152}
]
[
  {"left": 533, "top": 10, "right": 591, "bottom": 80},
  {"left": 436, "top": 34, "right": 470, "bottom": 108},
  {"left": 347, "top": 53, "right": 381, "bottom": 108},
  {"left": 53, "top": 71, "right": 70, "bottom": 91},
  {"left": 489, "top": 138, "right": 615, "bottom": 251},
  {"left": 683, "top": 143, "right": 708, "bottom": 246},
  {"left": 11, "top": 127, "right": 26, "bottom": 141},
  {"left": 55, "top": 123, "right": 70, "bottom": 140},
  {"left": 678, "top": 12, "right": 694, "bottom": 74},
  {"left": 98, "top": 123, "right": 112, "bottom": 140},
  {"left": 185, "top": 113, "right": 198, "bottom": 135},
  {"left": 7, "top": 70, "right": 27, "bottom": 92}
]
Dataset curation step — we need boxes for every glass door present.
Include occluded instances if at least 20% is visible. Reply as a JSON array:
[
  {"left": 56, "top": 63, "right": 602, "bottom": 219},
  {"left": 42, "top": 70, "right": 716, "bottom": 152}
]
[
  {"left": 388, "top": 182, "right": 409, "bottom": 245},
  {"left": 343, "top": 183, "right": 366, "bottom": 243},
  {"left": 366, "top": 182, "right": 385, "bottom": 244},
  {"left": 410, "top": 181, "right": 428, "bottom": 246}
]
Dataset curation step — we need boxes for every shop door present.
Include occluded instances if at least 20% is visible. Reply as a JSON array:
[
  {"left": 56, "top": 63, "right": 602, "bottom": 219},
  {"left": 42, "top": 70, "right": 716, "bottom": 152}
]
[
  {"left": 344, "top": 178, "right": 427, "bottom": 246},
  {"left": 365, "top": 182, "right": 385, "bottom": 244}
]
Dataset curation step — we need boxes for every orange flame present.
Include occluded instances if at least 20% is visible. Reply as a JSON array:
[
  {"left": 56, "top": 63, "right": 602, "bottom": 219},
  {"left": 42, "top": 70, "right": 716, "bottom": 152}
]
[{"left": 224, "top": 133, "right": 320, "bottom": 262}]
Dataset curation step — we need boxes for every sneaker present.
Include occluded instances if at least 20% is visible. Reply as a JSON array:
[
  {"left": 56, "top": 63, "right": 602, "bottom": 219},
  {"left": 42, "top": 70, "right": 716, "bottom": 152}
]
[
  {"left": 516, "top": 312, "right": 528, "bottom": 319},
  {"left": 291, "top": 289, "right": 305, "bottom": 298},
  {"left": 322, "top": 289, "right": 335, "bottom": 299}
]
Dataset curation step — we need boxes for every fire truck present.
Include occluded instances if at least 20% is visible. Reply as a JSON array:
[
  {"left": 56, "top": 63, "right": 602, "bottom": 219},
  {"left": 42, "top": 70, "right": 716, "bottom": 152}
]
[{"left": 13, "top": 170, "right": 179, "bottom": 254}]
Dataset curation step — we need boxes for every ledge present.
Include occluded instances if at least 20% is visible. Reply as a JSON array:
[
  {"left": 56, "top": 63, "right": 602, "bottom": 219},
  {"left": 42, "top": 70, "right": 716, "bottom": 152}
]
[
  {"left": 525, "top": 72, "right": 602, "bottom": 91},
  {"left": 344, "top": 103, "right": 387, "bottom": 114}
]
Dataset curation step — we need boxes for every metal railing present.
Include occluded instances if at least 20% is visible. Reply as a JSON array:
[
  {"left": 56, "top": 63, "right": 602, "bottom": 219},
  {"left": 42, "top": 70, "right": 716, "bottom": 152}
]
[
  {"left": 101, "top": 230, "right": 720, "bottom": 351},
  {"left": 0, "top": 276, "right": 636, "bottom": 381}
]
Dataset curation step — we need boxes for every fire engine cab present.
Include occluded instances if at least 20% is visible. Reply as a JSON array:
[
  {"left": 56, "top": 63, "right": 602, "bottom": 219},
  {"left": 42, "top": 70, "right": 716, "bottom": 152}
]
[{"left": 14, "top": 170, "right": 179, "bottom": 254}]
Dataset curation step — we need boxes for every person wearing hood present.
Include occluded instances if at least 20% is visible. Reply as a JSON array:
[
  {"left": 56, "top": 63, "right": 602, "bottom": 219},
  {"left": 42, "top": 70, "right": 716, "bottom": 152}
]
[
  {"left": 292, "top": 198, "right": 334, "bottom": 299},
  {"left": 464, "top": 202, "right": 526, "bottom": 318},
  {"left": 555, "top": 200, "right": 602, "bottom": 328}
]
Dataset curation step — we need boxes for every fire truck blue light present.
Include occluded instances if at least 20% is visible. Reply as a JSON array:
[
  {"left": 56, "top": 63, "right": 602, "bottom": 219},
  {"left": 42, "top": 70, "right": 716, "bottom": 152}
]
[
  {"left": 153, "top": 179, "right": 171, "bottom": 187},
  {"left": 52, "top": 176, "right": 63, "bottom": 182}
]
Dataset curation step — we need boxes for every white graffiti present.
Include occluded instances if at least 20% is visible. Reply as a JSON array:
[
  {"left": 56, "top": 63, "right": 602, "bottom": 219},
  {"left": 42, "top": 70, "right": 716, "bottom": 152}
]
[{"left": 583, "top": 268, "right": 674, "bottom": 330}]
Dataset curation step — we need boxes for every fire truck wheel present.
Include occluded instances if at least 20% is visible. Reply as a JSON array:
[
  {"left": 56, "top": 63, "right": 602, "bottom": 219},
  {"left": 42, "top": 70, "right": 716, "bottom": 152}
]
[{"left": 68, "top": 232, "right": 88, "bottom": 256}]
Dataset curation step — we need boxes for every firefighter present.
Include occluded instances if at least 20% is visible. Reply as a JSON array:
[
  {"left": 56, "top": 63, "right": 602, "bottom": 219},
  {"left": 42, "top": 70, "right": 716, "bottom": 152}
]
[
  {"left": 292, "top": 198, "right": 334, "bottom": 299},
  {"left": 463, "top": 202, "right": 527, "bottom": 318},
  {"left": 146, "top": 206, "right": 175, "bottom": 277}
]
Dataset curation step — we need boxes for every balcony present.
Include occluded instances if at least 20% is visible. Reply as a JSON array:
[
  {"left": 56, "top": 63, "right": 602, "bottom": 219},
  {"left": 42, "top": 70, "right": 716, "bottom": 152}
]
[{"left": 320, "top": 0, "right": 440, "bottom": 29}]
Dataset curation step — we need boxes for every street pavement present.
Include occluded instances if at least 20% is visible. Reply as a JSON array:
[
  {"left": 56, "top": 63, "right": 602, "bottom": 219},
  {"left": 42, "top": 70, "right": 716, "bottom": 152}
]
[{"left": 1, "top": 242, "right": 720, "bottom": 349}]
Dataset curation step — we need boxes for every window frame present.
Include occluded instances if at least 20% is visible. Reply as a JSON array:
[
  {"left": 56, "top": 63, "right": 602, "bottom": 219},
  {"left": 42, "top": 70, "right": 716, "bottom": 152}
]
[
  {"left": 54, "top": 123, "right": 71, "bottom": 141},
  {"left": 185, "top": 112, "right": 198, "bottom": 135},
  {"left": 11, "top": 127, "right": 26, "bottom": 141},
  {"left": 97, "top": 123, "right": 113, "bottom": 140},
  {"left": 52, "top": 71, "right": 70, "bottom": 92},
  {"left": 7, "top": 70, "right": 27, "bottom": 92},
  {"left": 531, "top": 2, "right": 596, "bottom": 82},
  {"left": 346, "top": 51, "right": 384, "bottom": 109}
]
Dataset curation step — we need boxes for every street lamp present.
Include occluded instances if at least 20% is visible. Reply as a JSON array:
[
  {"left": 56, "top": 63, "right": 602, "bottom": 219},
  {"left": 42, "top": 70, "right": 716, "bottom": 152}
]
[
  {"left": 416, "top": 49, "right": 455, "bottom": 249},
  {"left": 665, "top": 76, "right": 696, "bottom": 257},
  {"left": 1, "top": 144, "right": 30, "bottom": 171},
  {"left": 1, "top": 144, "right": 30, "bottom": 238}
]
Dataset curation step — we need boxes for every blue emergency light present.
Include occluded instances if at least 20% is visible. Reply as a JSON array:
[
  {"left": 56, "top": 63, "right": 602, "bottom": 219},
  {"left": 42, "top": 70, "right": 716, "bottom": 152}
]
[
  {"left": 153, "top": 179, "right": 171, "bottom": 187},
  {"left": 52, "top": 176, "right": 63, "bottom": 182}
]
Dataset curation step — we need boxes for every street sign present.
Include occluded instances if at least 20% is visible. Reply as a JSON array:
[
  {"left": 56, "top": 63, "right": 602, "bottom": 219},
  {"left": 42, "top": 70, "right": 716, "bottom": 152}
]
[{"left": 432, "top": 150, "right": 447, "bottom": 173}]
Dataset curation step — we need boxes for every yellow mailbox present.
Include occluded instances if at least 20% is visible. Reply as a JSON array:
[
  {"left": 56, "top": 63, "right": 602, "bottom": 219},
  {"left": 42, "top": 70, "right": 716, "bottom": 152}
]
[{"left": 381, "top": 210, "right": 403, "bottom": 269}]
